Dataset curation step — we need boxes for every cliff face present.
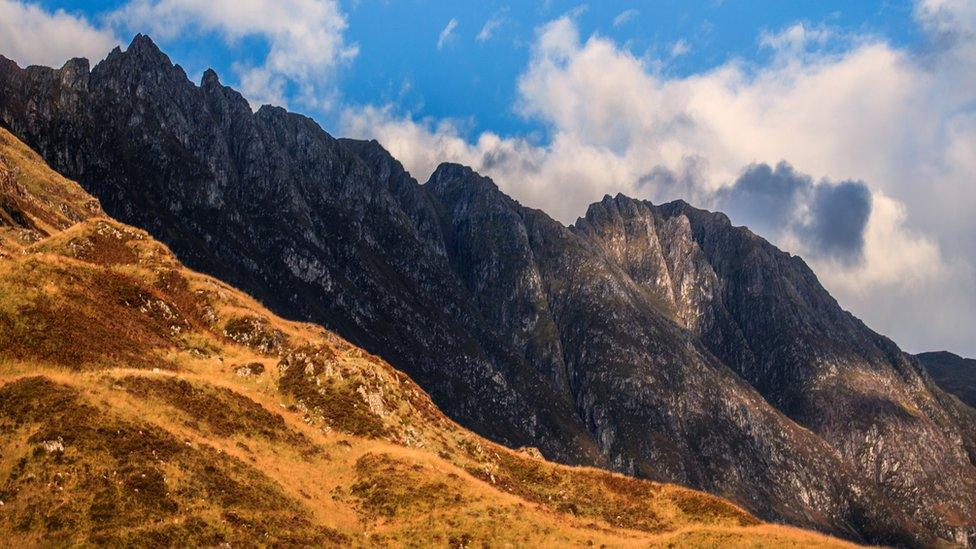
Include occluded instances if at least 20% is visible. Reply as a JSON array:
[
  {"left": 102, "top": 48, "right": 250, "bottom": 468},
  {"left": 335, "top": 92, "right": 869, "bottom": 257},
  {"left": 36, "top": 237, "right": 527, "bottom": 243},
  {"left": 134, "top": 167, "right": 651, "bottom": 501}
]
[
  {"left": 917, "top": 351, "right": 976, "bottom": 408},
  {"left": 576, "top": 196, "right": 976, "bottom": 545},
  {"left": 1, "top": 36, "right": 974, "bottom": 546}
]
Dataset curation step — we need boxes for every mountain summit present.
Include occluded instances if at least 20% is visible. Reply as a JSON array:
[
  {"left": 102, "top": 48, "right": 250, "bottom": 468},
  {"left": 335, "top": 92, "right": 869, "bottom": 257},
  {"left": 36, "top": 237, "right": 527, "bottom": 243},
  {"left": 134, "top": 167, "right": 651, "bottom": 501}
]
[{"left": 1, "top": 36, "right": 974, "bottom": 546}]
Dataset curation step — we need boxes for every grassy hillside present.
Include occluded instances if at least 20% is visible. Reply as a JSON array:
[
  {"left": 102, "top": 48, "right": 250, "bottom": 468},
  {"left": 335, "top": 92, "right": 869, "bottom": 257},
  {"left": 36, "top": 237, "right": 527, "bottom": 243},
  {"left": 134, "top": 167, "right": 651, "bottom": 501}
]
[{"left": 0, "top": 126, "right": 856, "bottom": 547}]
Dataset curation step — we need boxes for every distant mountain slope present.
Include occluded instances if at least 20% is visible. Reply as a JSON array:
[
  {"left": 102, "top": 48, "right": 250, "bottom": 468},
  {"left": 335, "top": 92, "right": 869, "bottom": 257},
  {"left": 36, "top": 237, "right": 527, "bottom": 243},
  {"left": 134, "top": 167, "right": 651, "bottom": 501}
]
[
  {"left": 0, "top": 126, "right": 855, "bottom": 547},
  {"left": 1, "top": 37, "right": 974, "bottom": 546},
  {"left": 575, "top": 195, "right": 976, "bottom": 543},
  {"left": 917, "top": 351, "right": 976, "bottom": 408}
]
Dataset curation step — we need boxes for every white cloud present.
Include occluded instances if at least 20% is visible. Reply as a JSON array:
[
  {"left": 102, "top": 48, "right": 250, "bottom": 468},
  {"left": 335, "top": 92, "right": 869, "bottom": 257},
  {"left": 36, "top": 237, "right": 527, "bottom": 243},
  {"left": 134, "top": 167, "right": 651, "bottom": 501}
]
[
  {"left": 343, "top": 8, "right": 976, "bottom": 355},
  {"left": 108, "top": 0, "right": 357, "bottom": 110},
  {"left": 612, "top": 8, "right": 637, "bottom": 28},
  {"left": 477, "top": 15, "right": 504, "bottom": 42},
  {"left": 759, "top": 22, "right": 833, "bottom": 54},
  {"left": 0, "top": 0, "right": 118, "bottom": 67},
  {"left": 565, "top": 5, "right": 588, "bottom": 20},
  {"left": 669, "top": 39, "right": 690, "bottom": 58},
  {"left": 437, "top": 18, "right": 458, "bottom": 50}
]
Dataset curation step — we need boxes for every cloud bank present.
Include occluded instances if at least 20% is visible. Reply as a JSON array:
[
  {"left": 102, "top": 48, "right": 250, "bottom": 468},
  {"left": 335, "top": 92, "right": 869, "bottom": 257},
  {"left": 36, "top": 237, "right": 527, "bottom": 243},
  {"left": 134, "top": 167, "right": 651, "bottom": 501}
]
[
  {"left": 477, "top": 14, "right": 504, "bottom": 43},
  {"left": 0, "top": 0, "right": 118, "bottom": 67},
  {"left": 718, "top": 162, "right": 872, "bottom": 265},
  {"left": 342, "top": 5, "right": 976, "bottom": 355},
  {"left": 612, "top": 9, "right": 637, "bottom": 29}
]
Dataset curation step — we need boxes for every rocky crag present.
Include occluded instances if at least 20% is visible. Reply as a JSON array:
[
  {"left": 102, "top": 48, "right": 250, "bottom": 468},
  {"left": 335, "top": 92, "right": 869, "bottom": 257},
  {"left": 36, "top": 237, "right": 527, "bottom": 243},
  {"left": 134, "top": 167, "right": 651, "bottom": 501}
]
[{"left": 917, "top": 351, "right": 976, "bottom": 408}]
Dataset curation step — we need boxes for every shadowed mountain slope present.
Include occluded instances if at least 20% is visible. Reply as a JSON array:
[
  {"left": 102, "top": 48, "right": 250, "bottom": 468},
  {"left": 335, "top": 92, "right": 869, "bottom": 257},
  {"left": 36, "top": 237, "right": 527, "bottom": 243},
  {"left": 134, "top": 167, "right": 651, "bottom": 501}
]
[
  {"left": 0, "top": 125, "right": 859, "bottom": 547},
  {"left": 917, "top": 351, "right": 976, "bottom": 408},
  {"left": 1, "top": 37, "right": 974, "bottom": 546}
]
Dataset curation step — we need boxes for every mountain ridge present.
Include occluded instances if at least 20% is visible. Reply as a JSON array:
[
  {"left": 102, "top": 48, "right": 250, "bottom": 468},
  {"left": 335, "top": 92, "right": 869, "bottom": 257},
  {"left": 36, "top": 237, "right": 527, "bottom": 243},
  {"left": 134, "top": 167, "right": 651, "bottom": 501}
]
[
  {"left": 1, "top": 124, "right": 847, "bottom": 547},
  {"left": 1, "top": 35, "right": 974, "bottom": 546}
]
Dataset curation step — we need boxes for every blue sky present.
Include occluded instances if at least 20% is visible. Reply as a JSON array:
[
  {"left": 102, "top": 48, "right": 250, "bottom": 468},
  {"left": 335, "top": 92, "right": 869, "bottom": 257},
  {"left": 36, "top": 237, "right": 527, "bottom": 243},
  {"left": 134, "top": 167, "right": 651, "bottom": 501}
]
[
  {"left": 1, "top": 0, "right": 975, "bottom": 355},
  {"left": 31, "top": 0, "right": 921, "bottom": 140},
  {"left": 340, "top": 0, "right": 920, "bottom": 140}
]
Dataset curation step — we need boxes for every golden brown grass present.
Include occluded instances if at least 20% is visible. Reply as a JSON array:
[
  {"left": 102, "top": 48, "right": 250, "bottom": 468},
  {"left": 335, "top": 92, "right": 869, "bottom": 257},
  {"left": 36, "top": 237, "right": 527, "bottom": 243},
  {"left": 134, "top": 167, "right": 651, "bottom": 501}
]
[
  {"left": 0, "top": 127, "right": 100, "bottom": 251},
  {"left": 0, "top": 126, "right": 860, "bottom": 547}
]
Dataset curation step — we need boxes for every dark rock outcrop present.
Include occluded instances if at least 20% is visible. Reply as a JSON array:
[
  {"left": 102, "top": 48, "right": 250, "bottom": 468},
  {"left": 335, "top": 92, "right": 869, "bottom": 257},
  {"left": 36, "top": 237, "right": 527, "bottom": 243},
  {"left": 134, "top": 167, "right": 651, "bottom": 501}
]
[
  {"left": 1, "top": 36, "right": 974, "bottom": 546},
  {"left": 576, "top": 195, "right": 976, "bottom": 546},
  {"left": 917, "top": 351, "right": 976, "bottom": 408}
]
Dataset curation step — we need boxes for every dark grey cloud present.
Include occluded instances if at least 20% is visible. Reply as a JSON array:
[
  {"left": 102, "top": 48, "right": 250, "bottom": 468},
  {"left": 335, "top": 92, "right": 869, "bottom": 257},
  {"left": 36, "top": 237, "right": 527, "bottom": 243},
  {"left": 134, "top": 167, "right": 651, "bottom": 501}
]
[
  {"left": 635, "top": 155, "right": 710, "bottom": 205},
  {"left": 718, "top": 162, "right": 807, "bottom": 238},
  {"left": 717, "top": 161, "right": 872, "bottom": 264},
  {"left": 804, "top": 181, "right": 872, "bottom": 262}
]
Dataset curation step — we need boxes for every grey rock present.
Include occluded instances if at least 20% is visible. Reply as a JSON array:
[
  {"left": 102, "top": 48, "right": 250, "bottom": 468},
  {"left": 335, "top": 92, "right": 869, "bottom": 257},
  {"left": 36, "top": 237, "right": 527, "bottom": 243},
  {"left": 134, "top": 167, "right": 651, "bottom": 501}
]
[{"left": 917, "top": 351, "right": 976, "bottom": 408}]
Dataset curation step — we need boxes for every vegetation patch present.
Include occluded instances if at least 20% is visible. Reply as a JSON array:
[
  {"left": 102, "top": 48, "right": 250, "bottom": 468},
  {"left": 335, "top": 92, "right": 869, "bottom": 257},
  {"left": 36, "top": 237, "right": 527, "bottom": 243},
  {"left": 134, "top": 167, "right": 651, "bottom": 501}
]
[
  {"left": 234, "top": 362, "right": 265, "bottom": 377},
  {"left": 223, "top": 315, "right": 287, "bottom": 355},
  {"left": 667, "top": 488, "right": 758, "bottom": 523},
  {"left": 0, "top": 261, "right": 185, "bottom": 369},
  {"left": 116, "top": 375, "right": 319, "bottom": 453},
  {"left": 62, "top": 221, "right": 140, "bottom": 265},
  {"left": 0, "top": 376, "right": 339, "bottom": 546},
  {"left": 0, "top": 229, "right": 228, "bottom": 369},
  {"left": 351, "top": 453, "right": 466, "bottom": 519},
  {"left": 153, "top": 268, "right": 218, "bottom": 329},
  {"left": 467, "top": 448, "right": 756, "bottom": 534},
  {"left": 278, "top": 345, "right": 390, "bottom": 438}
]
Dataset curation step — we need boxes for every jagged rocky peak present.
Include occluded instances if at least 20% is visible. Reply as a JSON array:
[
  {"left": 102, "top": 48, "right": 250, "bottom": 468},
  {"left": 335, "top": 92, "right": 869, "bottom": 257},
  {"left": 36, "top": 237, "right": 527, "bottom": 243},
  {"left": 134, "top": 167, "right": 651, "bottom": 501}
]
[
  {"left": 58, "top": 57, "right": 90, "bottom": 84},
  {"left": 338, "top": 138, "right": 450, "bottom": 257},
  {"left": 576, "top": 190, "right": 976, "bottom": 545},
  {"left": 574, "top": 194, "right": 740, "bottom": 271},
  {"left": 425, "top": 162, "right": 525, "bottom": 225},
  {"left": 101, "top": 33, "right": 173, "bottom": 73},
  {"left": 340, "top": 138, "right": 410, "bottom": 183},
  {"left": 92, "top": 34, "right": 194, "bottom": 102},
  {"left": 426, "top": 162, "right": 502, "bottom": 195},
  {"left": 339, "top": 138, "right": 422, "bottom": 201},
  {"left": 254, "top": 103, "right": 327, "bottom": 136},
  {"left": 576, "top": 194, "right": 676, "bottom": 285},
  {"left": 656, "top": 197, "right": 734, "bottom": 229},
  {"left": 916, "top": 351, "right": 976, "bottom": 408},
  {"left": 573, "top": 193, "right": 717, "bottom": 331},
  {"left": 579, "top": 192, "right": 649, "bottom": 221},
  {"left": 201, "top": 67, "right": 221, "bottom": 88},
  {"left": 124, "top": 33, "right": 167, "bottom": 61}
]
